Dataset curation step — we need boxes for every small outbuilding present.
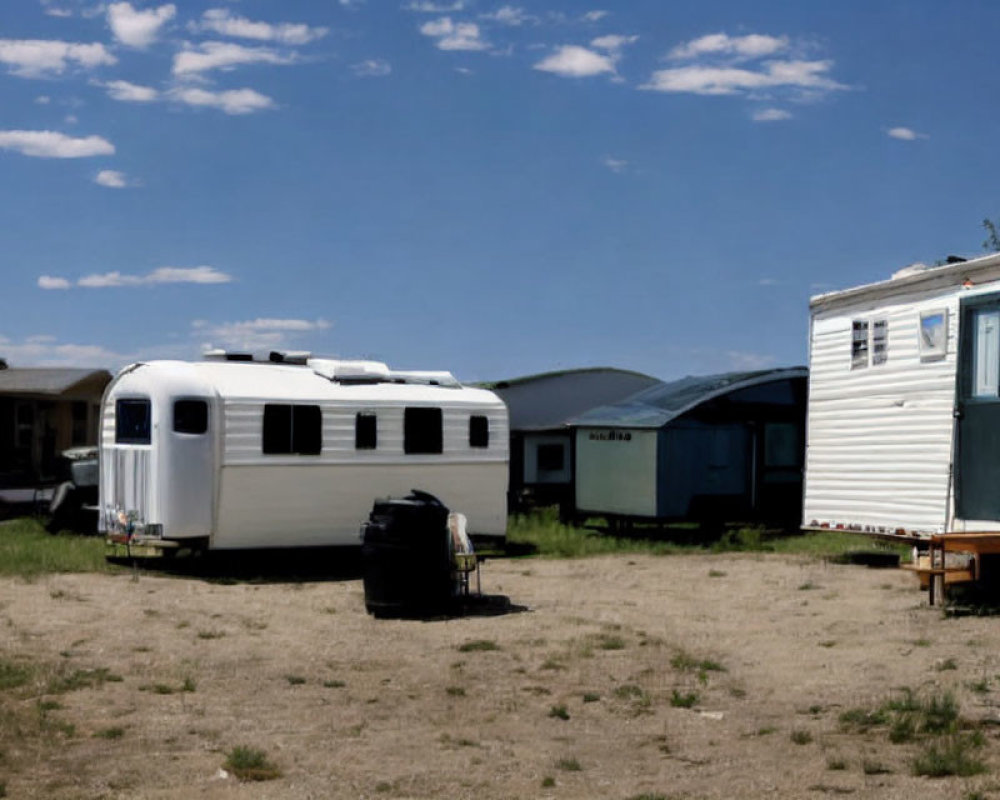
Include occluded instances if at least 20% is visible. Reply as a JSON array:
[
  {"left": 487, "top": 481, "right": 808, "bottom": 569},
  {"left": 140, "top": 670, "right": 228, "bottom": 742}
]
[
  {"left": 0, "top": 362, "right": 111, "bottom": 486},
  {"left": 570, "top": 368, "right": 807, "bottom": 526},
  {"left": 489, "top": 368, "right": 660, "bottom": 512}
]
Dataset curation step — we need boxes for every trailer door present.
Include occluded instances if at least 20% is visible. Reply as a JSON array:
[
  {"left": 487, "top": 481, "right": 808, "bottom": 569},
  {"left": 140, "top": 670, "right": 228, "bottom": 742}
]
[{"left": 956, "top": 293, "right": 1000, "bottom": 521}]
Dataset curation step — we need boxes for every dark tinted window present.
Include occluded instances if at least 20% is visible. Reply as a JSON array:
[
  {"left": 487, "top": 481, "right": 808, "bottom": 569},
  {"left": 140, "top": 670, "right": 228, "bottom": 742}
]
[
  {"left": 116, "top": 398, "right": 151, "bottom": 444},
  {"left": 174, "top": 400, "right": 208, "bottom": 434},
  {"left": 537, "top": 443, "right": 565, "bottom": 472},
  {"left": 263, "top": 404, "right": 321, "bottom": 455},
  {"left": 469, "top": 415, "right": 489, "bottom": 448},
  {"left": 404, "top": 407, "right": 443, "bottom": 454},
  {"left": 355, "top": 413, "right": 377, "bottom": 450}
]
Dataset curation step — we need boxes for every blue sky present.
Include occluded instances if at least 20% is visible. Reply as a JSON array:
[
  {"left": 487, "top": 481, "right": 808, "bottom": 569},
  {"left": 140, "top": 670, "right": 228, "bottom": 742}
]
[{"left": 2, "top": 0, "right": 999, "bottom": 382}]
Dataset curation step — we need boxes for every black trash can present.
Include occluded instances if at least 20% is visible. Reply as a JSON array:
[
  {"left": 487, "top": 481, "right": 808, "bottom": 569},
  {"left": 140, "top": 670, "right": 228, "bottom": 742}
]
[{"left": 362, "top": 490, "right": 452, "bottom": 617}]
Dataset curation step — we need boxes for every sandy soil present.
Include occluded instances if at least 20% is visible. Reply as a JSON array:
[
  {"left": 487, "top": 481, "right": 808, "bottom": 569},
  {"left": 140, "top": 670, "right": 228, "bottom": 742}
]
[{"left": 1, "top": 550, "right": 999, "bottom": 799}]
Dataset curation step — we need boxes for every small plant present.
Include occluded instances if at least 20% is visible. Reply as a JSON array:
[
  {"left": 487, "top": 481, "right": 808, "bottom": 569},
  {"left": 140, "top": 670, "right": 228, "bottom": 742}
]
[
  {"left": 967, "top": 678, "right": 990, "bottom": 694},
  {"left": 446, "top": 686, "right": 466, "bottom": 697},
  {"left": 826, "top": 757, "right": 847, "bottom": 771},
  {"left": 139, "top": 683, "right": 175, "bottom": 695},
  {"left": 375, "top": 781, "right": 392, "bottom": 793},
  {"left": 613, "top": 684, "right": 645, "bottom": 700},
  {"left": 596, "top": 635, "right": 626, "bottom": 651},
  {"left": 541, "top": 776, "right": 555, "bottom": 788},
  {"left": 323, "top": 680, "right": 346, "bottom": 688},
  {"left": 912, "top": 736, "right": 987, "bottom": 777},
  {"left": 913, "top": 638, "right": 932, "bottom": 647},
  {"left": 540, "top": 657, "right": 565, "bottom": 671},
  {"left": 0, "top": 660, "right": 34, "bottom": 691},
  {"left": 285, "top": 675, "right": 306, "bottom": 686},
  {"left": 181, "top": 676, "right": 196, "bottom": 693},
  {"left": 94, "top": 726, "right": 125, "bottom": 739},
  {"left": 670, "top": 690, "right": 698, "bottom": 709},
  {"left": 582, "top": 692, "right": 600, "bottom": 703},
  {"left": 862, "top": 760, "right": 891, "bottom": 775},
  {"left": 936, "top": 658, "right": 958, "bottom": 672},
  {"left": 798, "top": 581, "right": 817, "bottom": 591},
  {"left": 197, "top": 630, "right": 225, "bottom": 640},
  {"left": 457, "top": 639, "right": 500, "bottom": 652},
  {"left": 790, "top": 729, "right": 812, "bottom": 745},
  {"left": 626, "top": 795, "right": 668, "bottom": 800},
  {"left": 224, "top": 745, "right": 282, "bottom": 782},
  {"left": 556, "top": 757, "right": 581, "bottom": 772},
  {"left": 48, "top": 667, "right": 122, "bottom": 694},
  {"left": 708, "top": 570, "right": 726, "bottom": 577},
  {"left": 549, "top": 704, "right": 569, "bottom": 720}
]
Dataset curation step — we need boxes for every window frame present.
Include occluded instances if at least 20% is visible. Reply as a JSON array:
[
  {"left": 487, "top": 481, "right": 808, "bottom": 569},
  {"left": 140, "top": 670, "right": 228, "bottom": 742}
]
[
  {"left": 469, "top": 415, "right": 489, "bottom": 449},
  {"left": 403, "top": 407, "right": 443, "bottom": 455},
  {"left": 262, "top": 403, "right": 322, "bottom": 455},
  {"left": 115, "top": 398, "right": 152, "bottom": 445},
  {"left": 173, "top": 399, "right": 209, "bottom": 435},
  {"left": 355, "top": 412, "right": 378, "bottom": 450}
]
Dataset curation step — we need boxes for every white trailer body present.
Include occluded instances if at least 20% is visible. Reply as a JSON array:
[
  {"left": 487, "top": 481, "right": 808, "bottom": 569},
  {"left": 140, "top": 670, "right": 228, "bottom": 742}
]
[
  {"left": 804, "top": 252, "right": 1000, "bottom": 538},
  {"left": 99, "top": 357, "right": 509, "bottom": 550}
]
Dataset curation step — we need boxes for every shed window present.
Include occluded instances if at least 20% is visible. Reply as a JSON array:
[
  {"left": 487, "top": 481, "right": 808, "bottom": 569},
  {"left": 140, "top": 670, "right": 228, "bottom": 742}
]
[
  {"left": 851, "top": 320, "right": 869, "bottom": 369},
  {"left": 262, "top": 404, "right": 321, "bottom": 455},
  {"left": 469, "top": 415, "right": 489, "bottom": 448},
  {"left": 404, "top": 407, "right": 443, "bottom": 454},
  {"left": 537, "top": 443, "right": 565, "bottom": 472},
  {"left": 174, "top": 400, "right": 208, "bottom": 435},
  {"left": 115, "top": 398, "right": 151, "bottom": 445},
  {"left": 355, "top": 413, "right": 377, "bottom": 450}
]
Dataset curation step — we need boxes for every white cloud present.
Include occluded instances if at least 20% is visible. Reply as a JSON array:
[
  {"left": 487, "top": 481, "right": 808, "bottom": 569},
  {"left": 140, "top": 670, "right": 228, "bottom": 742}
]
[
  {"left": 640, "top": 59, "right": 844, "bottom": 96},
  {"left": 42, "top": 5, "right": 73, "bottom": 18},
  {"left": 887, "top": 126, "right": 927, "bottom": 141},
  {"left": 94, "top": 169, "right": 128, "bottom": 188},
  {"left": 419, "top": 17, "right": 488, "bottom": 51},
  {"left": 752, "top": 107, "right": 792, "bottom": 122},
  {"left": 37, "top": 275, "right": 71, "bottom": 290},
  {"left": 42, "top": 266, "right": 233, "bottom": 288},
  {"left": 64, "top": 114, "right": 78, "bottom": 125},
  {"left": 101, "top": 79, "right": 159, "bottom": 102},
  {"left": 533, "top": 45, "right": 616, "bottom": 78},
  {"left": 0, "top": 130, "right": 114, "bottom": 158},
  {"left": 172, "top": 41, "right": 294, "bottom": 76},
  {"left": 602, "top": 156, "right": 627, "bottom": 173},
  {"left": 0, "top": 39, "right": 116, "bottom": 77},
  {"left": 351, "top": 59, "right": 391, "bottom": 77},
  {"left": 195, "top": 317, "right": 331, "bottom": 350},
  {"left": 169, "top": 86, "right": 275, "bottom": 114},
  {"left": 0, "top": 338, "right": 130, "bottom": 368},
  {"left": 669, "top": 33, "right": 788, "bottom": 61},
  {"left": 35, "top": 95, "right": 51, "bottom": 105},
  {"left": 725, "top": 350, "right": 776, "bottom": 370},
  {"left": 404, "top": 1, "right": 465, "bottom": 11},
  {"left": 107, "top": 2, "right": 176, "bottom": 48},
  {"left": 581, "top": 10, "right": 608, "bottom": 23},
  {"left": 191, "top": 9, "right": 328, "bottom": 45},
  {"left": 482, "top": 6, "right": 532, "bottom": 26},
  {"left": 590, "top": 34, "right": 637, "bottom": 52},
  {"left": 758, "top": 277, "right": 780, "bottom": 286}
]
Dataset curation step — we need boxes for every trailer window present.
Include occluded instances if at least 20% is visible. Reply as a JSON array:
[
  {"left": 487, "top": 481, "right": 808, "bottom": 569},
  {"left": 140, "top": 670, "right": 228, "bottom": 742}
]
[
  {"left": 262, "top": 404, "right": 322, "bottom": 455},
  {"left": 115, "top": 399, "right": 151, "bottom": 445},
  {"left": 537, "top": 443, "right": 565, "bottom": 472},
  {"left": 404, "top": 407, "right": 443, "bottom": 454},
  {"left": 851, "top": 320, "right": 869, "bottom": 369},
  {"left": 469, "top": 415, "right": 489, "bottom": 448},
  {"left": 174, "top": 400, "right": 208, "bottom": 434},
  {"left": 355, "top": 413, "right": 377, "bottom": 450}
]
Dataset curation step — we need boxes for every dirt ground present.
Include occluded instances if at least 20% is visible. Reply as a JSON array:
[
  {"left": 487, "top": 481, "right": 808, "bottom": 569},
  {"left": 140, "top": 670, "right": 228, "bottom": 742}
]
[{"left": 2, "top": 550, "right": 1000, "bottom": 799}]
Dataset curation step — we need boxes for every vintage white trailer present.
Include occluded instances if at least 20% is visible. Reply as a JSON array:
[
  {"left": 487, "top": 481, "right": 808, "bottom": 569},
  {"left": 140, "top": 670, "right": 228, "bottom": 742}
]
[
  {"left": 99, "top": 353, "right": 509, "bottom": 555},
  {"left": 803, "top": 251, "right": 1000, "bottom": 540}
]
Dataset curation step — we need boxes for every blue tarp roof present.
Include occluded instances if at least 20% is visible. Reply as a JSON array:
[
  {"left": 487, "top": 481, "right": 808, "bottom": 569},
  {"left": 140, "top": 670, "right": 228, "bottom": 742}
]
[{"left": 569, "top": 367, "right": 808, "bottom": 429}]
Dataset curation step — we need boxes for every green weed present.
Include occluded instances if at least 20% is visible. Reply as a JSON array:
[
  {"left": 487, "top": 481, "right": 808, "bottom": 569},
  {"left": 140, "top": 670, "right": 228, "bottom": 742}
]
[{"left": 224, "top": 745, "right": 282, "bottom": 782}]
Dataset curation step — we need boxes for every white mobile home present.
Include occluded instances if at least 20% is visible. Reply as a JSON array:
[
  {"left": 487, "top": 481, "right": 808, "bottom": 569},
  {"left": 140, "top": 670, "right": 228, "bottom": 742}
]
[
  {"left": 100, "top": 354, "right": 508, "bottom": 554},
  {"left": 804, "top": 252, "right": 1000, "bottom": 539}
]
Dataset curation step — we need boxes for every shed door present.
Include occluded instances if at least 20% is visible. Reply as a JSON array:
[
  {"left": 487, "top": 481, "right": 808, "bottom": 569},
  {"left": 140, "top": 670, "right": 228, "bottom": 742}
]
[{"left": 956, "top": 294, "right": 1000, "bottom": 521}]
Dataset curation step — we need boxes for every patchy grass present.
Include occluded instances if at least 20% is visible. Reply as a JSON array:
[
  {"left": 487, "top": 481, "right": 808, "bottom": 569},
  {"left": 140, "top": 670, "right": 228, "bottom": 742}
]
[
  {"left": 556, "top": 757, "right": 582, "bottom": 772},
  {"left": 47, "top": 667, "right": 122, "bottom": 694},
  {"left": 457, "top": 639, "right": 500, "bottom": 653},
  {"left": 670, "top": 690, "right": 698, "bottom": 709},
  {"left": 0, "top": 518, "right": 111, "bottom": 578},
  {"left": 0, "top": 659, "right": 35, "bottom": 691},
  {"left": 94, "top": 726, "right": 125, "bottom": 739},
  {"left": 790, "top": 730, "right": 813, "bottom": 745},
  {"left": 224, "top": 745, "right": 282, "bottom": 782},
  {"left": 582, "top": 692, "right": 600, "bottom": 703},
  {"left": 445, "top": 686, "right": 466, "bottom": 697},
  {"left": 548, "top": 704, "right": 569, "bottom": 720},
  {"left": 285, "top": 675, "right": 306, "bottom": 686}
]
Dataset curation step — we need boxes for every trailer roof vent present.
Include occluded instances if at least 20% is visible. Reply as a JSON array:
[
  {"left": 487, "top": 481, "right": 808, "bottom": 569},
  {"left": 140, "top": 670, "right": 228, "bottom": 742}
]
[
  {"left": 309, "top": 358, "right": 391, "bottom": 382},
  {"left": 203, "top": 349, "right": 254, "bottom": 362},
  {"left": 268, "top": 350, "right": 311, "bottom": 365},
  {"left": 891, "top": 262, "right": 931, "bottom": 280}
]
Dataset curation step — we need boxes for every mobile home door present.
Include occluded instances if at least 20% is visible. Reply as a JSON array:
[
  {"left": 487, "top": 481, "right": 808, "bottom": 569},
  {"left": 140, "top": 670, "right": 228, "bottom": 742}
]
[{"left": 956, "top": 294, "right": 1000, "bottom": 521}]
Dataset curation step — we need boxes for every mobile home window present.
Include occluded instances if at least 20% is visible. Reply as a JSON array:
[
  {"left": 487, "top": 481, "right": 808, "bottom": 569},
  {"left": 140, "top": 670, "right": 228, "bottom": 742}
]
[
  {"left": 469, "top": 415, "right": 489, "bottom": 448},
  {"left": 71, "top": 401, "right": 88, "bottom": 445},
  {"left": 115, "top": 398, "right": 151, "bottom": 444},
  {"left": 851, "top": 320, "right": 869, "bottom": 369},
  {"left": 173, "top": 400, "right": 208, "bottom": 434},
  {"left": 355, "top": 413, "right": 377, "bottom": 450},
  {"left": 871, "top": 319, "right": 888, "bottom": 365},
  {"left": 404, "top": 407, "right": 443, "bottom": 454},
  {"left": 262, "top": 404, "right": 321, "bottom": 455},
  {"left": 537, "top": 443, "right": 565, "bottom": 472}
]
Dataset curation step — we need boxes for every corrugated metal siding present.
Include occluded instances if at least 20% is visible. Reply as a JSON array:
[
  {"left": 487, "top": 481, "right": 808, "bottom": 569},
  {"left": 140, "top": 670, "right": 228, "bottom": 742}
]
[
  {"left": 222, "top": 400, "right": 509, "bottom": 465},
  {"left": 803, "top": 291, "right": 960, "bottom": 535},
  {"left": 99, "top": 398, "right": 155, "bottom": 526}
]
